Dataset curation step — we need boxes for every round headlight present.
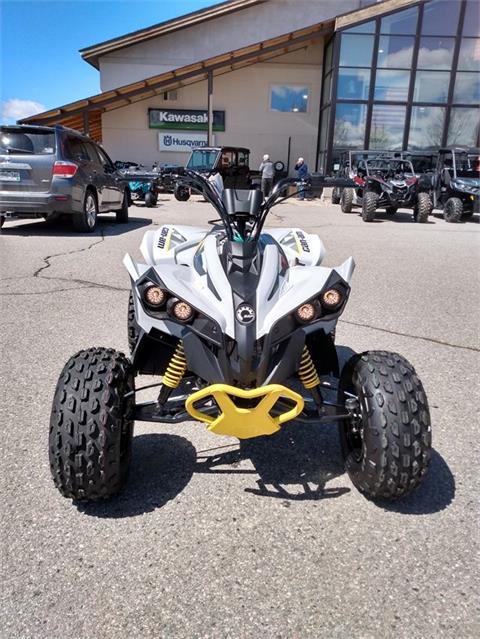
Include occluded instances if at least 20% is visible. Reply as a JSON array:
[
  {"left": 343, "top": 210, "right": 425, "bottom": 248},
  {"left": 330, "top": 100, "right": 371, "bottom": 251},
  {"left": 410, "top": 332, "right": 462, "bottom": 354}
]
[
  {"left": 172, "top": 300, "right": 194, "bottom": 322},
  {"left": 295, "top": 302, "right": 317, "bottom": 323},
  {"left": 321, "top": 288, "right": 343, "bottom": 309},
  {"left": 143, "top": 285, "right": 166, "bottom": 308}
]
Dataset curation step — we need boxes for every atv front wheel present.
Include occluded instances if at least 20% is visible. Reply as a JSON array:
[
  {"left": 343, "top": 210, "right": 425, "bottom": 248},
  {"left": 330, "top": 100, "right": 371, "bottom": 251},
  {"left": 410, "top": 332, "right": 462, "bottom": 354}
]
[
  {"left": 361, "top": 191, "right": 378, "bottom": 222},
  {"left": 340, "top": 188, "right": 354, "bottom": 213},
  {"left": 444, "top": 197, "right": 462, "bottom": 223},
  {"left": 331, "top": 187, "right": 341, "bottom": 205},
  {"left": 338, "top": 351, "right": 431, "bottom": 500},
  {"left": 49, "top": 347, "right": 135, "bottom": 501},
  {"left": 414, "top": 192, "right": 432, "bottom": 223}
]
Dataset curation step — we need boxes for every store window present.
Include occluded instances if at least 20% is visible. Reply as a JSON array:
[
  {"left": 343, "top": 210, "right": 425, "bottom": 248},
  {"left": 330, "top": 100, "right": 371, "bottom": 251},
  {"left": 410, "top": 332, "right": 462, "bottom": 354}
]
[
  {"left": 417, "top": 37, "right": 456, "bottom": 70},
  {"left": 374, "top": 70, "right": 410, "bottom": 101},
  {"left": 337, "top": 68, "right": 371, "bottom": 100},
  {"left": 333, "top": 103, "right": 367, "bottom": 148},
  {"left": 380, "top": 6, "right": 418, "bottom": 35},
  {"left": 370, "top": 104, "right": 406, "bottom": 149},
  {"left": 342, "top": 20, "right": 375, "bottom": 34},
  {"left": 413, "top": 71, "right": 450, "bottom": 103},
  {"left": 409, "top": 106, "right": 446, "bottom": 149},
  {"left": 339, "top": 34, "right": 374, "bottom": 67},
  {"left": 320, "top": 0, "right": 480, "bottom": 172},
  {"left": 377, "top": 35, "right": 415, "bottom": 68},
  {"left": 447, "top": 107, "right": 480, "bottom": 146},
  {"left": 270, "top": 85, "right": 309, "bottom": 112},
  {"left": 421, "top": 0, "right": 461, "bottom": 36},
  {"left": 453, "top": 72, "right": 480, "bottom": 104},
  {"left": 457, "top": 39, "right": 480, "bottom": 71},
  {"left": 463, "top": 1, "right": 480, "bottom": 37}
]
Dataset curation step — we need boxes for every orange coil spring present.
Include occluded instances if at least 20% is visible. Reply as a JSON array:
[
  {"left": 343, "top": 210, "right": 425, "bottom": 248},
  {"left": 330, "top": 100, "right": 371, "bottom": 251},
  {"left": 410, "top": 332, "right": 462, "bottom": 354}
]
[
  {"left": 162, "top": 342, "right": 187, "bottom": 389},
  {"left": 298, "top": 346, "right": 320, "bottom": 389}
]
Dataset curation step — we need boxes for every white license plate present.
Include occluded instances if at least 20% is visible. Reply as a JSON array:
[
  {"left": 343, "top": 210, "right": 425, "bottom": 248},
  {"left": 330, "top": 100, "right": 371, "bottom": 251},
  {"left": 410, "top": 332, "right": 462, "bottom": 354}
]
[{"left": 0, "top": 171, "right": 20, "bottom": 182}]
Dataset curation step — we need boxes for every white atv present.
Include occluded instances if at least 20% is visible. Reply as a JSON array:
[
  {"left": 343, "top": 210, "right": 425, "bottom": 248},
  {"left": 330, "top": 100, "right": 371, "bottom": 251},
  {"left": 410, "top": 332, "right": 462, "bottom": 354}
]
[{"left": 49, "top": 171, "right": 432, "bottom": 502}]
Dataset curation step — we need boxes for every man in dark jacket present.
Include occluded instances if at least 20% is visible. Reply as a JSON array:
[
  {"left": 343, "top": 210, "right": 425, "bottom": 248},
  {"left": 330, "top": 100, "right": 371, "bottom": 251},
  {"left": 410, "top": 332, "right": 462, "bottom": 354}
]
[{"left": 295, "top": 157, "right": 309, "bottom": 200}]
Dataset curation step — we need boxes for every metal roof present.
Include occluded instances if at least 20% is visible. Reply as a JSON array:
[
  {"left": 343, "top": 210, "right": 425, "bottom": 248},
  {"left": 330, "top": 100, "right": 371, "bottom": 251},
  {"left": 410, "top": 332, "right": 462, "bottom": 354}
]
[{"left": 80, "top": 0, "right": 266, "bottom": 69}]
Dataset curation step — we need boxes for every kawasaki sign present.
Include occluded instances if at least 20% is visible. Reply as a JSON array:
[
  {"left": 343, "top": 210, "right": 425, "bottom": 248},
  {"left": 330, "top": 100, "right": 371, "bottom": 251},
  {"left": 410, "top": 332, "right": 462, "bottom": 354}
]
[{"left": 149, "top": 108, "right": 225, "bottom": 131}]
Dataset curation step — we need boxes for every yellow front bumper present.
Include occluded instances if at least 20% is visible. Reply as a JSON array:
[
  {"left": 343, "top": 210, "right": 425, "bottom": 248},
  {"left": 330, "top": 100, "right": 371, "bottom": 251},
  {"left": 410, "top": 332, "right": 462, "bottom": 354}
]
[{"left": 185, "top": 383, "right": 304, "bottom": 439}]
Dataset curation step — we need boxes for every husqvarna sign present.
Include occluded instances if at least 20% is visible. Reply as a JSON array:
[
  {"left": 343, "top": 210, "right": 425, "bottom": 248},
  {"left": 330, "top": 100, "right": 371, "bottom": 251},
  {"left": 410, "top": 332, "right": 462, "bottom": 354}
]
[
  {"left": 158, "top": 131, "right": 208, "bottom": 152},
  {"left": 149, "top": 108, "right": 225, "bottom": 131}
]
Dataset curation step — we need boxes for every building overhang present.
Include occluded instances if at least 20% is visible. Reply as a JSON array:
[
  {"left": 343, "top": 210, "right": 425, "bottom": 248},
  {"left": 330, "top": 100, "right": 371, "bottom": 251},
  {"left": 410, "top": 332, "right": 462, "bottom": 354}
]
[{"left": 20, "top": 21, "right": 333, "bottom": 141}]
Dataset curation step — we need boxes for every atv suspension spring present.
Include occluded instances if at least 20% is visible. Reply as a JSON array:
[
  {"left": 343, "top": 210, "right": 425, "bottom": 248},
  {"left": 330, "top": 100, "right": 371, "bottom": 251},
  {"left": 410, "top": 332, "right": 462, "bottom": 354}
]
[
  {"left": 298, "top": 346, "right": 320, "bottom": 389},
  {"left": 162, "top": 342, "right": 187, "bottom": 389}
]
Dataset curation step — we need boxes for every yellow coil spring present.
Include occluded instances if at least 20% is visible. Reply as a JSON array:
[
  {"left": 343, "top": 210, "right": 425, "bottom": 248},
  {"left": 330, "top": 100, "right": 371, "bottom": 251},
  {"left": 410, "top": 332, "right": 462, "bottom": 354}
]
[
  {"left": 162, "top": 342, "right": 187, "bottom": 389},
  {"left": 298, "top": 346, "right": 320, "bottom": 389}
]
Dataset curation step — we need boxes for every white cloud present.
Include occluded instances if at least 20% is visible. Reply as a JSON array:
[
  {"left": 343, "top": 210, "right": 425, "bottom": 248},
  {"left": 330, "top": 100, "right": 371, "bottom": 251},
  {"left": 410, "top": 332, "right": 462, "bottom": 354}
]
[{"left": 1, "top": 99, "right": 46, "bottom": 123}]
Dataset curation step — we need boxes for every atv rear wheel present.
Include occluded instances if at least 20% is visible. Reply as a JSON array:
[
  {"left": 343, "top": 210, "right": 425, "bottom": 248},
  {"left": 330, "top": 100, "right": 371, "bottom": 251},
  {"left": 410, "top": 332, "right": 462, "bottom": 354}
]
[
  {"left": 414, "top": 192, "right": 432, "bottom": 223},
  {"left": 331, "top": 187, "right": 341, "bottom": 204},
  {"left": 444, "top": 197, "right": 462, "bottom": 223},
  {"left": 49, "top": 347, "right": 135, "bottom": 501},
  {"left": 385, "top": 205, "right": 398, "bottom": 215},
  {"left": 338, "top": 350, "right": 431, "bottom": 500},
  {"left": 144, "top": 191, "right": 158, "bottom": 207},
  {"left": 174, "top": 185, "right": 191, "bottom": 202},
  {"left": 340, "top": 188, "right": 354, "bottom": 213},
  {"left": 128, "top": 292, "right": 141, "bottom": 354},
  {"left": 361, "top": 191, "right": 378, "bottom": 222}
]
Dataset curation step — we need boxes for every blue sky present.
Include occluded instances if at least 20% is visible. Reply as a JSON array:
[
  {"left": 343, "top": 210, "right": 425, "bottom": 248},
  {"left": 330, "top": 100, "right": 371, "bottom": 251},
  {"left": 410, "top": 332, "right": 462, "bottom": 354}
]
[{"left": 1, "top": 0, "right": 215, "bottom": 122}]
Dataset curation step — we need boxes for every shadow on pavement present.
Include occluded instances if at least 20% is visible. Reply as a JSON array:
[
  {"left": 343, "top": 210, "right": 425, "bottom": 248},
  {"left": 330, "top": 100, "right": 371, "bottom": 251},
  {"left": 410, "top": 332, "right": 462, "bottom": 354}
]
[
  {"left": 380, "top": 449, "right": 455, "bottom": 515},
  {"left": 77, "top": 434, "right": 196, "bottom": 518},
  {"left": 242, "top": 423, "right": 350, "bottom": 500},
  {"left": 197, "top": 422, "right": 350, "bottom": 501},
  {"left": 0, "top": 215, "right": 152, "bottom": 237}
]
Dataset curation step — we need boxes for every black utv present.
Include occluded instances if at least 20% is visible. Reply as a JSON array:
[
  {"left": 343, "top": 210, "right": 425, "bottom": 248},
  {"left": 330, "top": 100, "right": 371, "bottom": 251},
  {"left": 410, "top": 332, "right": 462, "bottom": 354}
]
[
  {"left": 173, "top": 146, "right": 257, "bottom": 201},
  {"left": 340, "top": 157, "right": 432, "bottom": 223},
  {"left": 431, "top": 147, "right": 479, "bottom": 222}
]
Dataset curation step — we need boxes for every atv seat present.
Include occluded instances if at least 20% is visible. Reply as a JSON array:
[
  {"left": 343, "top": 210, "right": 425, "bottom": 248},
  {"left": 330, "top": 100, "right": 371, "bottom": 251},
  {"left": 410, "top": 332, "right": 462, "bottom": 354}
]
[{"left": 222, "top": 188, "right": 263, "bottom": 217}]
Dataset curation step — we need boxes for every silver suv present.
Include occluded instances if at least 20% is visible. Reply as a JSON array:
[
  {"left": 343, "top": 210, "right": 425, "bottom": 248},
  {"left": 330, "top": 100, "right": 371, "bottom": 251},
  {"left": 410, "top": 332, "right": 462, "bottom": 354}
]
[{"left": 0, "top": 124, "right": 129, "bottom": 232}]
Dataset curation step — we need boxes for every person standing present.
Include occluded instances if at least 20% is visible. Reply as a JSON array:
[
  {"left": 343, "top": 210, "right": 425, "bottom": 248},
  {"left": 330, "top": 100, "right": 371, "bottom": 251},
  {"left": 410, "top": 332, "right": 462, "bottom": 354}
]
[
  {"left": 259, "top": 154, "right": 274, "bottom": 197},
  {"left": 295, "top": 157, "right": 309, "bottom": 200}
]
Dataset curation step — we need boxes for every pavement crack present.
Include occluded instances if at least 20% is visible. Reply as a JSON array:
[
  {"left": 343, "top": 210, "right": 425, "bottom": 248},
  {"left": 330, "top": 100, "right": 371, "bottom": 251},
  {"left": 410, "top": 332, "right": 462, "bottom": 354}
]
[
  {"left": 33, "top": 231, "right": 106, "bottom": 278},
  {"left": 0, "top": 276, "right": 129, "bottom": 296},
  {"left": 339, "top": 318, "right": 479, "bottom": 352}
]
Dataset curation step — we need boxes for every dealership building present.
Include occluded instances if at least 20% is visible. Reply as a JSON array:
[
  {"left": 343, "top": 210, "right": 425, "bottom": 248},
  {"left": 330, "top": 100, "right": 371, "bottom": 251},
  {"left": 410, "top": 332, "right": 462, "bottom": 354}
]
[{"left": 22, "top": 0, "right": 480, "bottom": 173}]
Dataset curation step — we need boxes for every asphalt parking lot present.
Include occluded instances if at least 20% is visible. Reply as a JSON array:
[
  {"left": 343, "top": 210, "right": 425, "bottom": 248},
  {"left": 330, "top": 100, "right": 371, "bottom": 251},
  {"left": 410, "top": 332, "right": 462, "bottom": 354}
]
[{"left": 1, "top": 196, "right": 479, "bottom": 638}]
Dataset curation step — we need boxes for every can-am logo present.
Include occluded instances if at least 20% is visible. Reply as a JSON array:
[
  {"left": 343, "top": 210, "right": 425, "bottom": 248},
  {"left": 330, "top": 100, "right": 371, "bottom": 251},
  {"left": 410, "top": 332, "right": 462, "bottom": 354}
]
[
  {"left": 149, "top": 108, "right": 225, "bottom": 131},
  {"left": 236, "top": 304, "right": 256, "bottom": 325}
]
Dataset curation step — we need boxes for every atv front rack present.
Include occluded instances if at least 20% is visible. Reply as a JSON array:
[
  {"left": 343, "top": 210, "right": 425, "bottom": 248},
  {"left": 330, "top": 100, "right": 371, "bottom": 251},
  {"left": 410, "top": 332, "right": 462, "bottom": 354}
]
[{"left": 130, "top": 381, "right": 354, "bottom": 433}]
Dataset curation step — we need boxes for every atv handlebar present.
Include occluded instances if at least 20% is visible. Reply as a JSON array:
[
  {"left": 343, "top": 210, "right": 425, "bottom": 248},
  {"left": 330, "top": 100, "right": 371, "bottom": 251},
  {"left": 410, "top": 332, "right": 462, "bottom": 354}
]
[{"left": 161, "top": 168, "right": 354, "bottom": 241}]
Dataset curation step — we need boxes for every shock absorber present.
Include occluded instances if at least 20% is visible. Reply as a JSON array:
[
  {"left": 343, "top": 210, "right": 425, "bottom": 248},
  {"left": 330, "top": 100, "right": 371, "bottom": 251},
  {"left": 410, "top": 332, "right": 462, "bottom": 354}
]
[
  {"left": 157, "top": 341, "right": 187, "bottom": 406},
  {"left": 298, "top": 345, "right": 323, "bottom": 408}
]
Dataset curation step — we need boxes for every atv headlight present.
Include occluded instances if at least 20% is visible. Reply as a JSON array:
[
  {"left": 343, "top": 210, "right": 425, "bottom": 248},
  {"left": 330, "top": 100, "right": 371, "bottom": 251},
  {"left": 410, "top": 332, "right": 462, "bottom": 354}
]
[
  {"left": 294, "top": 301, "right": 319, "bottom": 324},
  {"left": 143, "top": 284, "right": 167, "bottom": 308},
  {"left": 168, "top": 298, "right": 195, "bottom": 323},
  {"left": 321, "top": 288, "right": 343, "bottom": 310}
]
